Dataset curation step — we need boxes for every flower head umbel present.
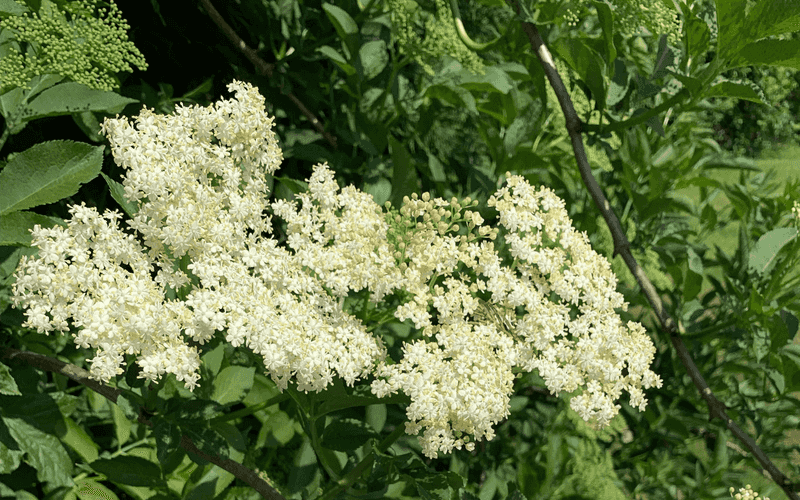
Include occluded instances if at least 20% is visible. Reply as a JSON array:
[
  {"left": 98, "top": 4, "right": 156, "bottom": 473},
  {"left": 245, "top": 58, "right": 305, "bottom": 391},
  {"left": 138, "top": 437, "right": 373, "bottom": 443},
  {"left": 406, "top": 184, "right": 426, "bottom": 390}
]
[
  {"left": 0, "top": 0, "right": 147, "bottom": 91},
  {"left": 12, "top": 81, "right": 661, "bottom": 459},
  {"left": 12, "top": 81, "right": 386, "bottom": 392},
  {"left": 365, "top": 179, "right": 662, "bottom": 457}
]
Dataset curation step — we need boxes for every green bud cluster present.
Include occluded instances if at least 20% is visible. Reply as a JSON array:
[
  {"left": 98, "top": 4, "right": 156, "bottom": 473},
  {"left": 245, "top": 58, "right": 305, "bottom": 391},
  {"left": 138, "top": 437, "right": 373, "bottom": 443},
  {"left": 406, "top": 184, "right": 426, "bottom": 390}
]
[
  {"left": 386, "top": 0, "right": 485, "bottom": 75},
  {"left": 383, "top": 192, "right": 497, "bottom": 269},
  {"left": 0, "top": 0, "right": 147, "bottom": 92}
]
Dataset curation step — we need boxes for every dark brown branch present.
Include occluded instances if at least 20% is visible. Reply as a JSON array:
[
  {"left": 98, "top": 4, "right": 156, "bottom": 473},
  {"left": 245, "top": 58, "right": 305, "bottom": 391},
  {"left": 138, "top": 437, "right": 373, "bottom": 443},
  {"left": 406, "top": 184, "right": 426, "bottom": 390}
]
[
  {"left": 1, "top": 348, "right": 287, "bottom": 500},
  {"left": 198, "top": 0, "right": 338, "bottom": 149},
  {"left": 507, "top": 4, "right": 799, "bottom": 498}
]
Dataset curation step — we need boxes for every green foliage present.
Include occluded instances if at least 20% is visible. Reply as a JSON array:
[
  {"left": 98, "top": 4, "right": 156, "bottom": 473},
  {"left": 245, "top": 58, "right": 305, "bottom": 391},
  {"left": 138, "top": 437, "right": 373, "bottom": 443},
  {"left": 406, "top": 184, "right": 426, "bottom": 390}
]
[
  {"left": 0, "top": 0, "right": 147, "bottom": 92},
  {"left": 386, "top": 0, "right": 486, "bottom": 75},
  {"left": 1, "top": 0, "right": 800, "bottom": 498}
]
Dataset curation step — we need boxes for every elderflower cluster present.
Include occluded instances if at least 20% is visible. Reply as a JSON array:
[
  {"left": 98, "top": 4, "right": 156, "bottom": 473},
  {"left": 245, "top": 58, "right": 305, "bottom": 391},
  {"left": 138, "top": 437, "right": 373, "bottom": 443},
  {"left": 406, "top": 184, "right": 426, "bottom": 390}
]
[
  {"left": 12, "top": 81, "right": 386, "bottom": 392},
  {"left": 0, "top": 0, "right": 147, "bottom": 92},
  {"left": 730, "top": 485, "right": 769, "bottom": 500},
  {"left": 369, "top": 177, "right": 662, "bottom": 457},
  {"left": 12, "top": 80, "right": 662, "bottom": 459}
]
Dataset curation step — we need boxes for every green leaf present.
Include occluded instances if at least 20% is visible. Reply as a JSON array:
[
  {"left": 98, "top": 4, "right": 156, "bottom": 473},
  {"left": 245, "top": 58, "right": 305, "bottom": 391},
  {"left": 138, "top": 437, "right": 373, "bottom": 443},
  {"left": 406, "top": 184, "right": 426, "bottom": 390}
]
[
  {"left": 153, "top": 421, "right": 182, "bottom": 465},
  {"left": 733, "top": 38, "right": 800, "bottom": 70},
  {"left": 456, "top": 66, "right": 513, "bottom": 94},
  {"left": 0, "top": 440, "right": 24, "bottom": 474},
  {"left": 748, "top": 227, "right": 797, "bottom": 275},
  {"left": 552, "top": 38, "right": 606, "bottom": 109},
  {"left": 110, "top": 400, "right": 131, "bottom": 446},
  {"left": 0, "top": 211, "right": 66, "bottom": 246},
  {"left": 0, "top": 140, "right": 104, "bottom": 215},
  {"left": 365, "top": 177, "right": 392, "bottom": 206},
  {"left": 74, "top": 478, "right": 120, "bottom": 500},
  {"left": 183, "top": 425, "right": 229, "bottom": 461},
  {"left": 55, "top": 417, "right": 99, "bottom": 463},
  {"left": 321, "top": 418, "right": 376, "bottom": 451},
  {"left": 202, "top": 342, "right": 225, "bottom": 377},
  {"left": 684, "top": 4, "right": 712, "bottom": 60},
  {"left": 365, "top": 404, "right": 387, "bottom": 433},
  {"left": 322, "top": 3, "right": 358, "bottom": 58},
  {"left": 705, "top": 79, "right": 768, "bottom": 104},
  {"left": 317, "top": 46, "right": 356, "bottom": 75},
  {"left": 358, "top": 40, "right": 389, "bottom": 80},
  {"left": 169, "top": 399, "right": 225, "bottom": 422},
  {"left": 21, "top": 83, "right": 137, "bottom": 121},
  {"left": 101, "top": 173, "right": 138, "bottom": 217},
  {"left": 422, "top": 83, "right": 478, "bottom": 114},
  {"left": 388, "top": 135, "right": 418, "bottom": 209},
  {"left": 0, "top": 0, "right": 28, "bottom": 15},
  {"left": 89, "top": 456, "right": 162, "bottom": 487},
  {"left": 211, "top": 366, "right": 255, "bottom": 405},
  {"left": 115, "top": 394, "right": 139, "bottom": 421},
  {"left": 592, "top": 1, "right": 616, "bottom": 62},
  {"left": 0, "top": 362, "right": 20, "bottom": 396},
  {"left": 274, "top": 176, "right": 309, "bottom": 202},
  {"left": 714, "top": 0, "right": 749, "bottom": 61},
  {"left": 744, "top": 0, "right": 800, "bottom": 40},
  {"left": 4, "top": 417, "right": 73, "bottom": 487}
]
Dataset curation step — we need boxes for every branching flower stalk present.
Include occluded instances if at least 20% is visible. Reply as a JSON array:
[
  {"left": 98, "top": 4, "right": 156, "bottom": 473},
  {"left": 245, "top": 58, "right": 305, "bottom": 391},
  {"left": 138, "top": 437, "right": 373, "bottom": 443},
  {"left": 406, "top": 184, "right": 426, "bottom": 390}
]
[{"left": 12, "top": 80, "right": 661, "bottom": 459}]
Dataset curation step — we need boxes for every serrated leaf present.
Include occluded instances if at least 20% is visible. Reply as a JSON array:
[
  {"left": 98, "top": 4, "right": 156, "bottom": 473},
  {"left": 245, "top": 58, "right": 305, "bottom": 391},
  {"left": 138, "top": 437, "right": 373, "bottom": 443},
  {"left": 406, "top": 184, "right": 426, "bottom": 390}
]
[
  {"left": 0, "top": 441, "right": 24, "bottom": 474},
  {"left": 705, "top": 79, "right": 768, "bottom": 104},
  {"left": 745, "top": 0, "right": 800, "bottom": 40},
  {"left": 0, "top": 211, "right": 66, "bottom": 246},
  {"left": 456, "top": 66, "right": 513, "bottom": 94},
  {"left": 89, "top": 456, "right": 161, "bottom": 487},
  {"left": 734, "top": 37, "right": 800, "bottom": 70},
  {"left": 74, "top": 478, "right": 120, "bottom": 500},
  {"left": 0, "top": 140, "right": 104, "bottom": 215},
  {"left": 21, "top": 83, "right": 136, "bottom": 121},
  {"left": 4, "top": 417, "right": 73, "bottom": 487},
  {"left": 211, "top": 366, "right": 255, "bottom": 405}
]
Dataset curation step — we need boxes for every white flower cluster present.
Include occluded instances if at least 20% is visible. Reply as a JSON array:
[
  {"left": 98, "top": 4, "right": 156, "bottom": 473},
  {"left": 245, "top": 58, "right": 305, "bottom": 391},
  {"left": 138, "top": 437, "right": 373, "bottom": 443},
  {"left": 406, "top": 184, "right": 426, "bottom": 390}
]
[
  {"left": 12, "top": 81, "right": 385, "bottom": 392},
  {"left": 12, "top": 80, "right": 662, "bottom": 459},
  {"left": 367, "top": 178, "right": 662, "bottom": 457}
]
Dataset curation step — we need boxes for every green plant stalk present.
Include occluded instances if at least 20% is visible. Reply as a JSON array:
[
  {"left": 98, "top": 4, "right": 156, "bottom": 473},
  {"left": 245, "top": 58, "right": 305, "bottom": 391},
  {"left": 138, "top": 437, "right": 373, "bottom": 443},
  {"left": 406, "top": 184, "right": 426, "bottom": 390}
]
[{"left": 448, "top": 0, "right": 505, "bottom": 51}]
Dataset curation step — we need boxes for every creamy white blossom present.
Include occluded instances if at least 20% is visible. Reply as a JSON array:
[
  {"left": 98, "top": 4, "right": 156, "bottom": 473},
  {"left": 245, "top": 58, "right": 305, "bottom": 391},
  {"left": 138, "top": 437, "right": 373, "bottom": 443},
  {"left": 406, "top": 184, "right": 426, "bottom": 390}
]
[
  {"left": 13, "top": 81, "right": 386, "bottom": 393},
  {"left": 367, "top": 179, "right": 662, "bottom": 456},
  {"left": 12, "top": 80, "right": 661, "bottom": 459}
]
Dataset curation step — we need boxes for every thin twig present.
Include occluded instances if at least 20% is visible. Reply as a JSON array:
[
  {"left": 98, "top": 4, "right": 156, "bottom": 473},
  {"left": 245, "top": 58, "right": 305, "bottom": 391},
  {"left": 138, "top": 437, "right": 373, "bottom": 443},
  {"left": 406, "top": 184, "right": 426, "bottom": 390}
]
[
  {"left": 506, "top": 4, "right": 799, "bottom": 498},
  {"left": 198, "top": 0, "right": 337, "bottom": 149},
  {"left": 1, "top": 348, "right": 287, "bottom": 500}
]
